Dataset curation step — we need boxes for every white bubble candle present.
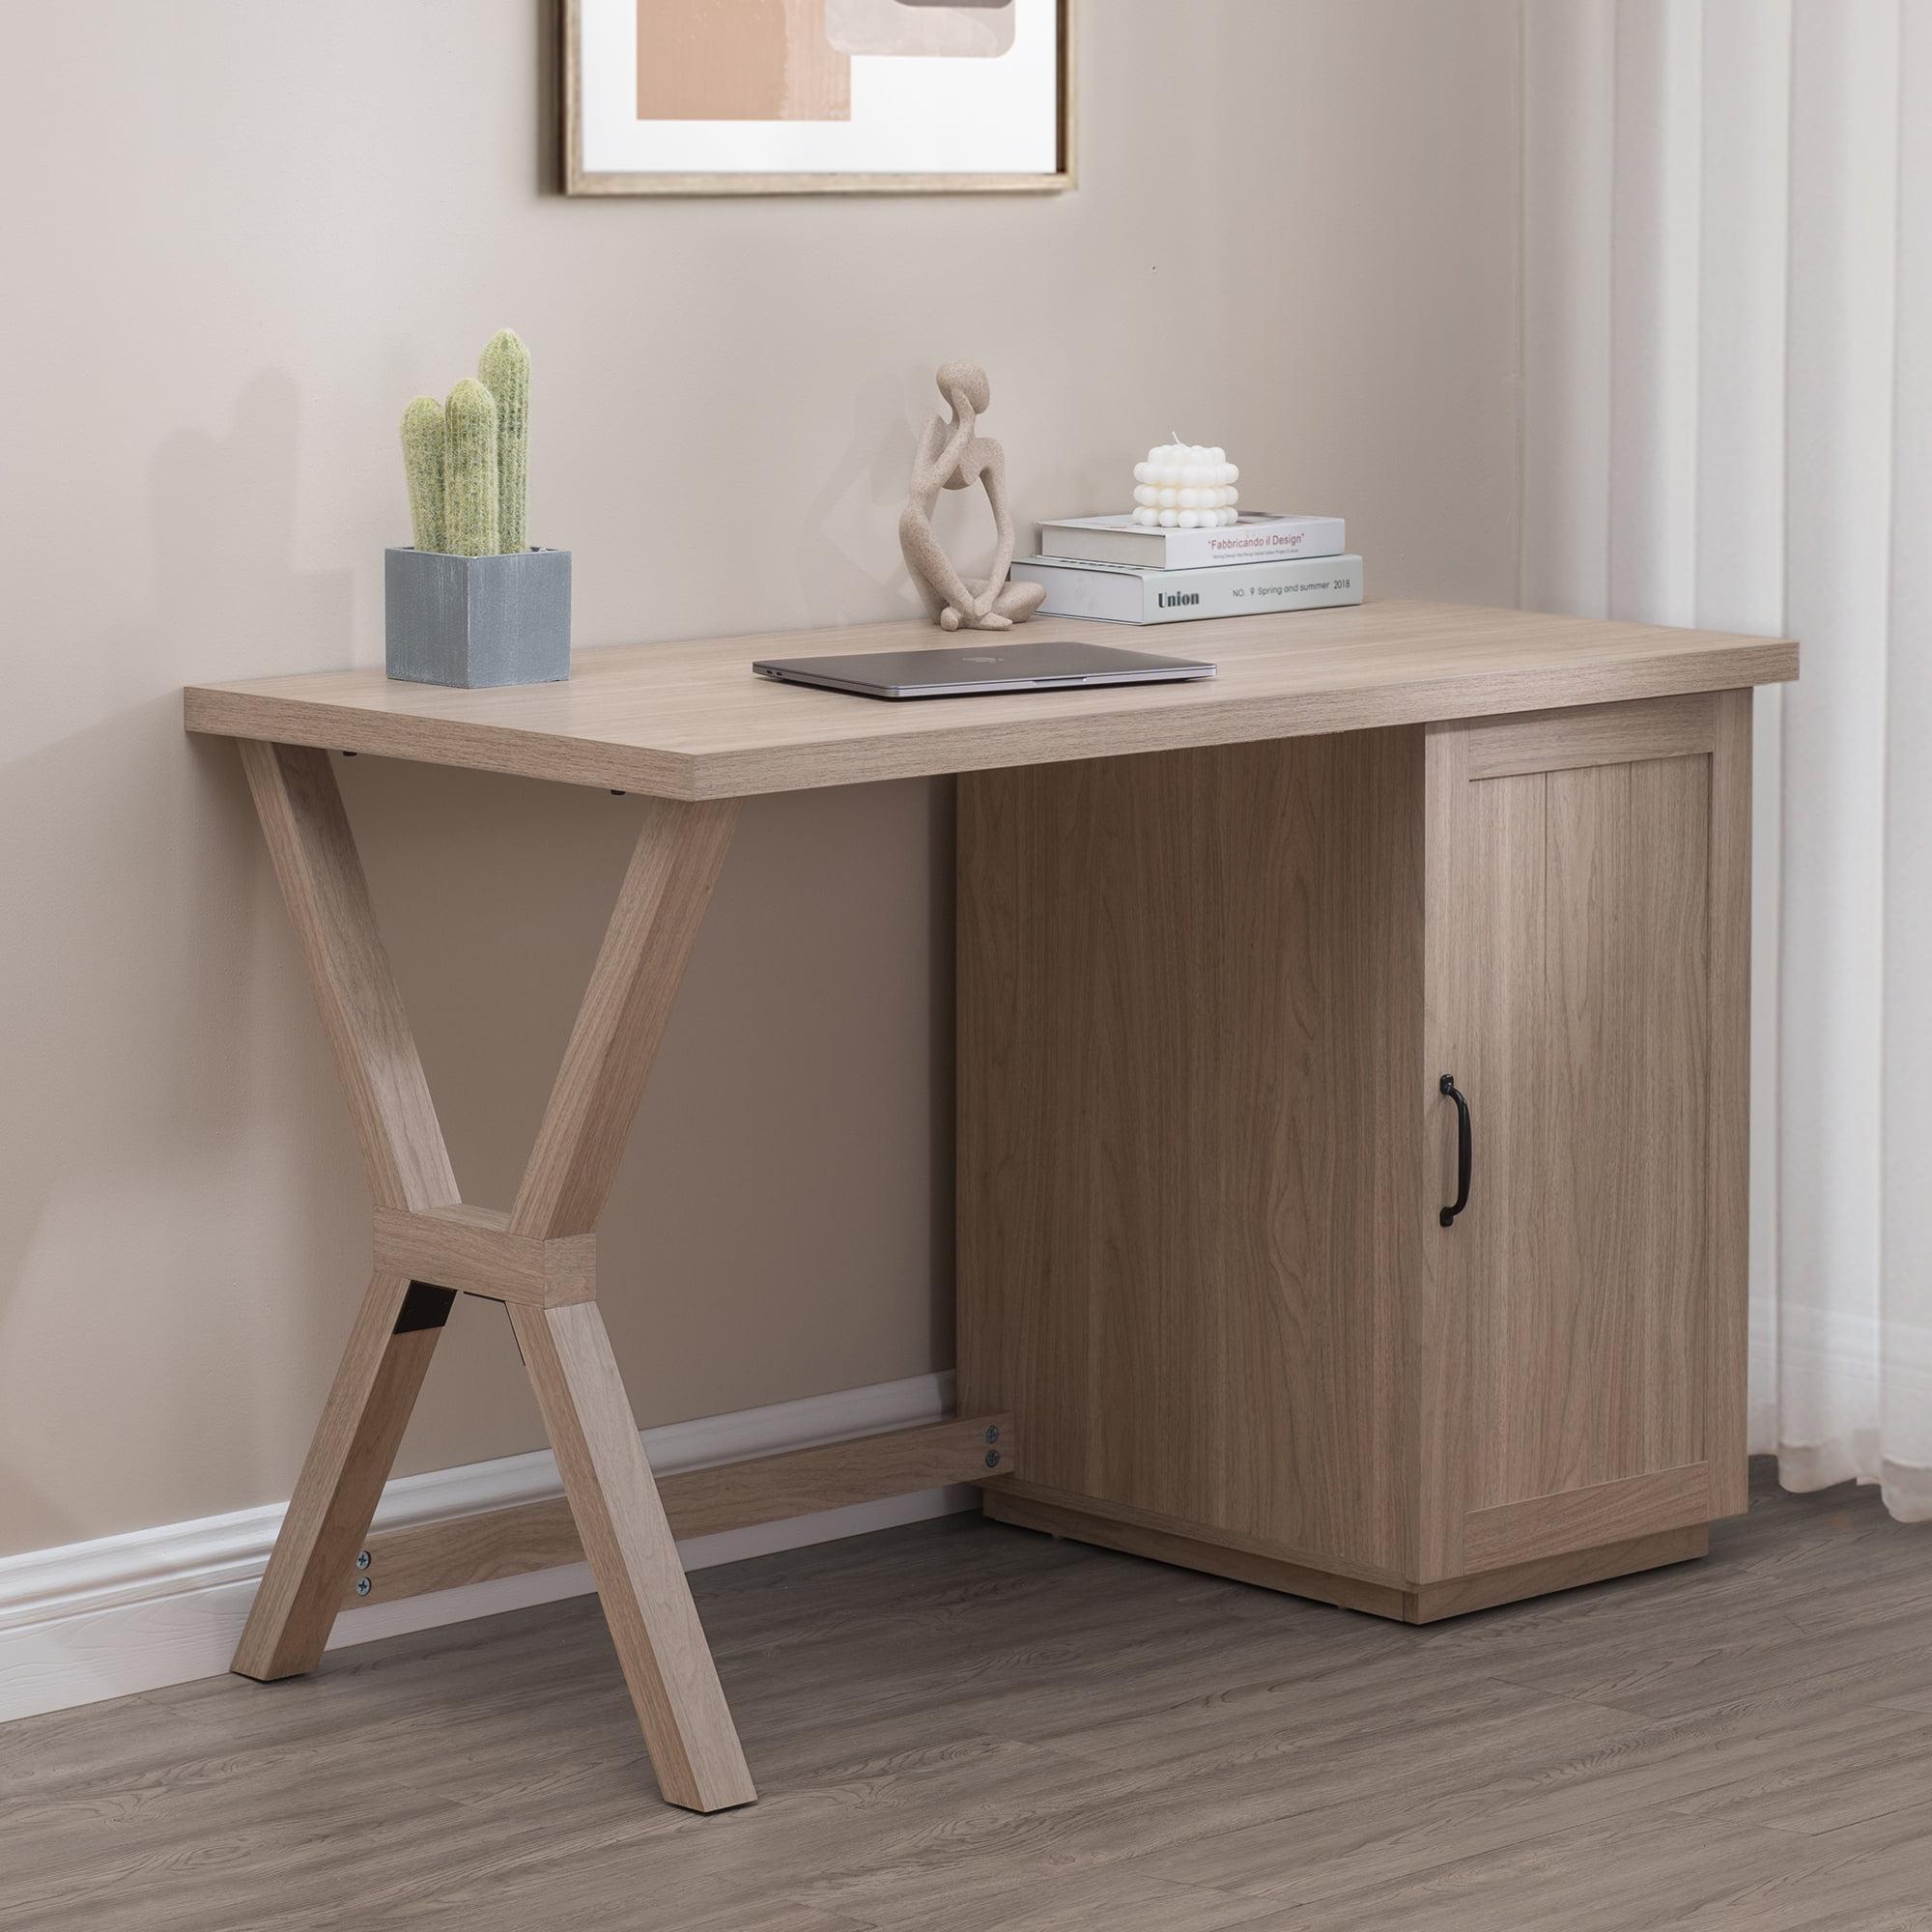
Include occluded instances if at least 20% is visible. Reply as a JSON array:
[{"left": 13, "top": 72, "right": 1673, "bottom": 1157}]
[{"left": 1130, "top": 439, "right": 1241, "bottom": 528}]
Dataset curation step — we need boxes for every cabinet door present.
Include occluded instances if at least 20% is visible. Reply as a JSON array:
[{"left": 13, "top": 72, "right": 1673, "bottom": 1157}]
[{"left": 1420, "top": 692, "right": 1750, "bottom": 1581}]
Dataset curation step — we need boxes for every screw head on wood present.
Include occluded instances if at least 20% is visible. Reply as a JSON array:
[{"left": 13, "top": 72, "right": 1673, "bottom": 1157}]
[
  {"left": 983, "top": 1425, "right": 1001, "bottom": 1444},
  {"left": 355, "top": 1577, "right": 372, "bottom": 1597},
  {"left": 984, "top": 1449, "right": 1002, "bottom": 1469},
  {"left": 355, "top": 1550, "right": 371, "bottom": 1570}
]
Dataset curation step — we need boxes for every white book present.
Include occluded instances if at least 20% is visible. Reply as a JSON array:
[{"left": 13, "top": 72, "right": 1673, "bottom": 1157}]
[
  {"left": 1010, "top": 554, "right": 1365, "bottom": 626},
  {"left": 1034, "top": 512, "right": 1346, "bottom": 571}
]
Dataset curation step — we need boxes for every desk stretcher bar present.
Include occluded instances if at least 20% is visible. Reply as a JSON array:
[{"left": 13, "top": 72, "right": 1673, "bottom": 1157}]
[{"left": 342, "top": 1412, "right": 1014, "bottom": 1611}]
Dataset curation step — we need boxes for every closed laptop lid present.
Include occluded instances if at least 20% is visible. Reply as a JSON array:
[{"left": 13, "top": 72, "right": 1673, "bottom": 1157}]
[{"left": 753, "top": 639, "right": 1216, "bottom": 699}]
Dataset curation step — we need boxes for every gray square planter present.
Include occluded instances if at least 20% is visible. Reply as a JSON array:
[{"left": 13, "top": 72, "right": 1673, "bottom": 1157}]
[{"left": 384, "top": 547, "right": 572, "bottom": 688}]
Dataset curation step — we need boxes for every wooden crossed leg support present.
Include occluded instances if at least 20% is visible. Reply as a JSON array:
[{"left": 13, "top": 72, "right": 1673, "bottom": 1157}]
[{"left": 227, "top": 741, "right": 936, "bottom": 1814}]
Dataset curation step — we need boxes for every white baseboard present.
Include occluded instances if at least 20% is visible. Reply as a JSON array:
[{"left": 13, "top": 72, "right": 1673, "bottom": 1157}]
[{"left": 0, "top": 1372, "right": 970, "bottom": 1724}]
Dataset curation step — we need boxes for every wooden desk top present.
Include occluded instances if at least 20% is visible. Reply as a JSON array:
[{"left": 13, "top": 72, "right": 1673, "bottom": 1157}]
[{"left": 185, "top": 601, "right": 1797, "bottom": 800}]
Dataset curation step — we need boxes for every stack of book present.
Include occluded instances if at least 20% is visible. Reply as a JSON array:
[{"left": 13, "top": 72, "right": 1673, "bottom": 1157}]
[{"left": 1010, "top": 513, "right": 1363, "bottom": 626}]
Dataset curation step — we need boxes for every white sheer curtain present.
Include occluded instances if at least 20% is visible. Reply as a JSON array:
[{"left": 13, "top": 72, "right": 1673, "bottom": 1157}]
[{"left": 1520, "top": 0, "right": 1932, "bottom": 1520}]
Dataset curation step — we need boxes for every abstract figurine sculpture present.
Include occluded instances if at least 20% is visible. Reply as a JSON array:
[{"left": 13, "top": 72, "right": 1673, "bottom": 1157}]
[{"left": 899, "top": 360, "right": 1045, "bottom": 632}]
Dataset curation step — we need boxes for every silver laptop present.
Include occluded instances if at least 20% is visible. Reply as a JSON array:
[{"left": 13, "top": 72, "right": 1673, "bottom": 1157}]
[{"left": 752, "top": 639, "right": 1216, "bottom": 700}]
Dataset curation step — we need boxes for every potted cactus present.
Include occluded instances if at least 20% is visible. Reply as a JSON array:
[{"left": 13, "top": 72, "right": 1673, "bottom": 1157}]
[{"left": 385, "top": 329, "right": 571, "bottom": 687}]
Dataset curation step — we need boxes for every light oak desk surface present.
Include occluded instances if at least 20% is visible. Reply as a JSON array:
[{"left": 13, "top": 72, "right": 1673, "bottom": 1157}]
[
  {"left": 185, "top": 599, "right": 1798, "bottom": 798},
  {"left": 183, "top": 597, "right": 1796, "bottom": 1815}
]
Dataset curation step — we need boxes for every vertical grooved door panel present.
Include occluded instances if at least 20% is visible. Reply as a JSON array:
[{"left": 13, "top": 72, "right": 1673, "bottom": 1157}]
[{"left": 1424, "top": 693, "right": 1748, "bottom": 1572}]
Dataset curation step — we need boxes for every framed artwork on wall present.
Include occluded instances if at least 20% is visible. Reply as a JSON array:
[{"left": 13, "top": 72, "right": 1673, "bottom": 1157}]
[{"left": 563, "top": 0, "right": 1074, "bottom": 196}]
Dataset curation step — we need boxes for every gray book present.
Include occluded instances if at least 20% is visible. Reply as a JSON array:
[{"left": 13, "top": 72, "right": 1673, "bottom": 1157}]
[{"left": 1009, "top": 554, "right": 1365, "bottom": 625}]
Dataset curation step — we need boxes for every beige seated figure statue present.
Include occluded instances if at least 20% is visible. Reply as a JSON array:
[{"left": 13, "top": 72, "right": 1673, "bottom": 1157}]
[{"left": 899, "top": 361, "right": 1047, "bottom": 633}]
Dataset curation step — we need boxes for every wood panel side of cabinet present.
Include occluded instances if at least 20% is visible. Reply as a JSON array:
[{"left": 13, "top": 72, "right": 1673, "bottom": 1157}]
[{"left": 957, "top": 733, "right": 1428, "bottom": 1580}]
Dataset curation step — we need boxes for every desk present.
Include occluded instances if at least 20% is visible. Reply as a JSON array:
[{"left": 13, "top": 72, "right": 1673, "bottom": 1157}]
[{"left": 185, "top": 600, "right": 1796, "bottom": 1813}]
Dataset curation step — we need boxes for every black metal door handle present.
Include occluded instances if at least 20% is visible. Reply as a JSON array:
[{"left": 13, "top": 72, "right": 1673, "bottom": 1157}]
[{"left": 1438, "top": 1074, "right": 1471, "bottom": 1228}]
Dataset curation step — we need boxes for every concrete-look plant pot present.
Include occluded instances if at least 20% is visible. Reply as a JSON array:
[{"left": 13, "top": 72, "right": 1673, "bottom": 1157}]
[{"left": 384, "top": 546, "right": 572, "bottom": 688}]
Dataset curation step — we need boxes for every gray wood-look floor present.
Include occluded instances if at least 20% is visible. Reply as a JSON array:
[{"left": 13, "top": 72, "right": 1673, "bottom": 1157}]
[{"left": 5, "top": 1461, "right": 1930, "bottom": 1931}]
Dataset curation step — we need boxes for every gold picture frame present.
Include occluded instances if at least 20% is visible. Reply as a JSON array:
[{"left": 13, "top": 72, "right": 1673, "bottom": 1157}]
[{"left": 563, "top": 0, "right": 1076, "bottom": 197}]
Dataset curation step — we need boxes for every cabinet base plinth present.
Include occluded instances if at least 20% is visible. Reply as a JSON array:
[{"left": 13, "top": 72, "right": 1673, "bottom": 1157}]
[{"left": 983, "top": 1492, "right": 1710, "bottom": 1625}]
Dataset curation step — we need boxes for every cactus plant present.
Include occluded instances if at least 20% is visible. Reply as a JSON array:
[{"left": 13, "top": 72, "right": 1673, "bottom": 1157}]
[
  {"left": 442, "top": 378, "right": 499, "bottom": 557},
  {"left": 477, "top": 328, "right": 529, "bottom": 555},
  {"left": 399, "top": 395, "right": 445, "bottom": 553},
  {"left": 396, "top": 333, "right": 531, "bottom": 554}
]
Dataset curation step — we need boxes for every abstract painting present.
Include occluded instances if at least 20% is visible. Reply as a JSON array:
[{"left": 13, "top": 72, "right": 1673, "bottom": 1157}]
[{"left": 565, "top": 0, "right": 1072, "bottom": 194}]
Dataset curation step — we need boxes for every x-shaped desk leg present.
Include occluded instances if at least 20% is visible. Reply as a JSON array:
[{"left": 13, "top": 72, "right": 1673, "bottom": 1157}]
[{"left": 228, "top": 741, "right": 753, "bottom": 1813}]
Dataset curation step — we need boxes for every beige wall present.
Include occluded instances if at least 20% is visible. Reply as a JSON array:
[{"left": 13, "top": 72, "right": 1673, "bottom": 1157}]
[{"left": 0, "top": 1, "right": 1519, "bottom": 1556}]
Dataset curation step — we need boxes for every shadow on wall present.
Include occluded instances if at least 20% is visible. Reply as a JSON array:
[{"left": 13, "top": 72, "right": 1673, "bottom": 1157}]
[
  {"left": 2, "top": 362, "right": 960, "bottom": 1555},
  {"left": 795, "top": 369, "right": 923, "bottom": 622},
  {"left": 0, "top": 371, "right": 361, "bottom": 1553}
]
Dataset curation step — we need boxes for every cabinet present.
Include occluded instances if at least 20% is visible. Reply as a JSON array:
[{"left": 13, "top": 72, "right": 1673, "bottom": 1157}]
[{"left": 957, "top": 690, "right": 1751, "bottom": 1622}]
